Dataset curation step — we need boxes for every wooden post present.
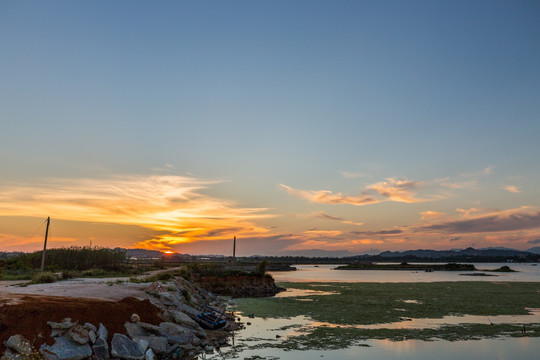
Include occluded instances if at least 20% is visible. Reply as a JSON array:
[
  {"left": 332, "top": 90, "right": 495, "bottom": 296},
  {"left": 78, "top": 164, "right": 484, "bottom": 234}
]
[
  {"left": 40, "top": 217, "right": 50, "bottom": 272},
  {"left": 233, "top": 236, "right": 236, "bottom": 269}
]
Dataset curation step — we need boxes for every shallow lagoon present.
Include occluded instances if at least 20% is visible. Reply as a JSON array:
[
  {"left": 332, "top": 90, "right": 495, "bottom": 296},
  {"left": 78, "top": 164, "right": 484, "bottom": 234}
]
[
  {"left": 204, "top": 264, "right": 540, "bottom": 359},
  {"left": 270, "top": 263, "right": 540, "bottom": 283}
]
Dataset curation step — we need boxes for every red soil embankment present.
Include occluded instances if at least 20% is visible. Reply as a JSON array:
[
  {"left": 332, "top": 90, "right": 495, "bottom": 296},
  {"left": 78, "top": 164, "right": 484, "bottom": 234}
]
[
  {"left": 0, "top": 295, "right": 163, "bottom": 350},
  {"left": 197, "top": 274, "right": 284, "bottom": 297}
]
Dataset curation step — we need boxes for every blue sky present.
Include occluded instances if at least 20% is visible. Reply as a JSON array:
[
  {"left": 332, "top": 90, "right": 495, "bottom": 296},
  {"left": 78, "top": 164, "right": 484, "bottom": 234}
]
[{"left": 1, "top": 1, "right": 539, "bottom": 255}]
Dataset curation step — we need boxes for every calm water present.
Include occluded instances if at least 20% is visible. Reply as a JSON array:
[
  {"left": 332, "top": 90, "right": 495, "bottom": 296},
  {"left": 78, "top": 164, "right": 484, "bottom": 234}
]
[
  {"left": 270, "top": 263, "right": 540, "bottom": 282},
  {"left": 204, "top": 263, "right": 540, "bottom": 360}
]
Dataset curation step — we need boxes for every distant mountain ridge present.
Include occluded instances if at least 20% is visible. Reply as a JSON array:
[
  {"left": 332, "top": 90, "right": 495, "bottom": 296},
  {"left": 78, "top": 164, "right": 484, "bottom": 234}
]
[{"left": 378, "top": 247, "right": 537, "bottom": 260}]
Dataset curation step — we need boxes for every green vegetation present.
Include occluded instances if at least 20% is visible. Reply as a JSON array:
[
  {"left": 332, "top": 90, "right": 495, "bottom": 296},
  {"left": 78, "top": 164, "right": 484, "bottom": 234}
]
[
  {"left": 0, "top": 247, "right": 155, "bottom": 280},
  {"left": 256, "top": 260, "right": 268, "bottom": 276},
  {"left": 245, "top": 323, "right": 540, "bottom": 350},
  {"left": 234, "top": 281, "right": 540, "bottom": 347},
  {"left": 492, "top": 265, "right": 516, "bottom": 272},
  {"left": 7, "top": 247, "right": 126, "bottom": 271},
  {"left": 31, "top": 272, "right": 58, "bottom": 284},
  {"left": 130, "top": 267, "right": 192, "bottom": 284}
]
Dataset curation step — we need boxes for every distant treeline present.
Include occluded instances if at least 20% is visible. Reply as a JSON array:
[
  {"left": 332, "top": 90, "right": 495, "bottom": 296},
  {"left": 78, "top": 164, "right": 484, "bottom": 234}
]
[
  {"left": 244, "top": 253, "right": 540, "bottom": 264},
  {"left": 0, "top": 247, "right": 127, "bottom": 271}
]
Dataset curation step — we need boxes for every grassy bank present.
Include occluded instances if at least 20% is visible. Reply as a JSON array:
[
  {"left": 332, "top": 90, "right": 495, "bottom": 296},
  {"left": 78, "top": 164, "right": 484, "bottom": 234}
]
[{"left": 233, "top": 281, "right": 540, "bottom": 349}]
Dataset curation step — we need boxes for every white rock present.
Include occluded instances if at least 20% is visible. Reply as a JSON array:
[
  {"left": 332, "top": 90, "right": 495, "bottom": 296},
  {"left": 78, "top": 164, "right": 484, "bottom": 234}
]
[
  {"left": 145, "top": 348, "right": 155, "bottom": 360},
  {"left": 4, "top": 335, "right": 32, "bottom": 356}
]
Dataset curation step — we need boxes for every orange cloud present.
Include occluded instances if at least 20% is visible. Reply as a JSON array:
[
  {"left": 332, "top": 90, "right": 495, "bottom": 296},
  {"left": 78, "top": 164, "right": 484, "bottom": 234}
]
[
  {"left": 280, "top": 184, "right": 379, "bottom": 206},
  {"left": 281, "top": 177, "right": 430, "bottom": 206},
  {"left": 367, "top": 178, "right": 428, "bottom": 203},
  {"left": 420, "top": 211, "right": 445, "bottom": 221},
  {"left": 0, "top": 175, "right": 274, "bottom": 251},
  {"left": 303, "top": 230, "right": 343, "bottom": 238},
  {"left": 456, "top": 208, "right": 483, "bottom": 218},
  {"left": 503, "top": 185, "right": 521, "bottom": 193}
]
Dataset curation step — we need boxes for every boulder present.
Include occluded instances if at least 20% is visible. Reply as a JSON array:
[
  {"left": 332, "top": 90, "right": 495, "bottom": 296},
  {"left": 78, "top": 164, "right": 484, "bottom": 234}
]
[
  {"left": 1, "top": 348, "right": 24, "bottom": 360},
  {"left": 177, "top": 303, "right": 200, "bottom": 317},
  {"left": 83, "top": 323, "right": 97, "bottom": 333},
  {"left": 169, "top": 310, "right": 198, "bottom": 328},
  {"left": 110, "top": 334, "right": 145, "bottom": 360},
  {"left": 50, "top": 328, "right": 66, "bottom": 338},
  {"left": 138, "top": 322, "right": 164, "bottom": 335},
  {"left": 145, "top": 348, "right": 155, "bottom": 360},
  {"left": 146, "top": 336, "right": 168, "bottom": 354},
  {"left": 47, "top": 319, "right": 75, "bottom": 330},
  {"left": 67, "top": 324, "right": 90, "bottom": 344},
  {"left": 165, "top": 335, "right": 192, "bottom": 346},
  {"left": 158, "top": 322, "right": 191, "bottom": 336},
  {"left": 124, "top": 322, "right": 149, "bottom": 339},
  {"left": 4, "top": 335, "right": 32, "bottom": 356},
  {"left": 91, "top": 337, "right": 109, "bottom": 360},
  {"left": 133, "top": 338, "right": 149, "bottom": 353},
  {"left": 160, "top": 293, "right": 181, "bottom": 306},
  {"left": 88, "top": 330, "right": 96, "bottom": 344},
  {"left": 131, "top": 314, "right": 141, "bottom": 323},
  {"left": 97, "top": 323, "right": 108, "bottom": 342},
  {"left": 40, "top": 336, "right": 92, "bottom": 360}
]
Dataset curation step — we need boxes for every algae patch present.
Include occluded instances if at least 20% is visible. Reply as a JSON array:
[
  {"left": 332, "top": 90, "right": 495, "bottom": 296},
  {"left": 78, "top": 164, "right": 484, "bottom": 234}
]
[{"left": 232, "top": 281, "right": 540, "bottom": 349}]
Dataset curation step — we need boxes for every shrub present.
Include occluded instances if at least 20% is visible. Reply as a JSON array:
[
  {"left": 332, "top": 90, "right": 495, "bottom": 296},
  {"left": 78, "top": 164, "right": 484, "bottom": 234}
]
[
  {"left": 181, "top": 289, "right": 191, "bottom": 304},
  {"left": 31, "top": 272, "right": 58, "bottom": 284},
  {"left": 256, "top": 260, "right": 268, "bottom": 276},
  {"left": 82, "top": 268, "right": 107, "bottom": 277},
  {"left": 61, "top": 270, "right": 79, "bottom": 279}
]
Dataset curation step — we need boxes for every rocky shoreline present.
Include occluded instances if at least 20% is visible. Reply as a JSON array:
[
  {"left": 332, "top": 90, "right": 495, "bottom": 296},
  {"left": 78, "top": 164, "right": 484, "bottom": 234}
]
[{"left": 0, "top": 275, "right": 244, "bottom": 360}]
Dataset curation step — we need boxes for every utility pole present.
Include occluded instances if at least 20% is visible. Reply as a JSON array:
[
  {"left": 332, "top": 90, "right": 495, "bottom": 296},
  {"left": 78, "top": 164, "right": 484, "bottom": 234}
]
[
  {"left": 232, "top": 236, "right": 236, "bottom": 269},
  {"left": 40, "top": 217, "right": 50, "bottom": 272}
]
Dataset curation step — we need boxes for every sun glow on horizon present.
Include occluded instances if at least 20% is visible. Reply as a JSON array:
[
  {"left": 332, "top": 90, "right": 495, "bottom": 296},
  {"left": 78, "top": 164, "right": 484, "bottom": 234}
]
[{"left": 0, "top": 175, "right": 275, "bottom": 252}]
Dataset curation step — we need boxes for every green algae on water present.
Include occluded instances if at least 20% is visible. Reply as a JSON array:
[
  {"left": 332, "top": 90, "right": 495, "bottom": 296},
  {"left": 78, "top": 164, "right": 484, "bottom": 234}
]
[{"left": 232, "top": 281, "right": 540, "bottom": 348}]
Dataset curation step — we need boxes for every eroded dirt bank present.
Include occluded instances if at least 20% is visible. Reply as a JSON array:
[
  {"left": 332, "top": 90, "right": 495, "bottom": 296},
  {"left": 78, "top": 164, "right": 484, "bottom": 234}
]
[{"left": 0, "top": 295, "right": 163, "bottom": 351}]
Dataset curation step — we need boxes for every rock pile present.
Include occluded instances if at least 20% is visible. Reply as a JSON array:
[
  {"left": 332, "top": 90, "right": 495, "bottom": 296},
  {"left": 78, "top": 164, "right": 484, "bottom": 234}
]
[{"left": 1, "top": 275, "right": 239, "bottom": 360}]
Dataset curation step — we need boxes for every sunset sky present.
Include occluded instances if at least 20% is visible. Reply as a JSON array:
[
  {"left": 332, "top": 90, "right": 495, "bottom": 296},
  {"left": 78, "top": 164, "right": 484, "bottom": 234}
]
[{"left": 1, "top": 1, "right": 539, "bottom": 255}]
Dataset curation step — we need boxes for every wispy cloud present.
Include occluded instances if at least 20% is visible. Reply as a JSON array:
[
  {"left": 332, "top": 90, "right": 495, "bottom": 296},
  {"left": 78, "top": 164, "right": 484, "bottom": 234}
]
[
  {"left": 483, "top": 165, "right": 495, "bottom": 175},
  {"left": 303, "top": 230, "right": 343, "bottom": 238},
  {"left": 295, "top": 211, "right": 363, "bottom": 226},
  {"left": 367, "top": 178, "right": 428, "bottom": 203},
  {"left": 503, "top": 185, "right": 521, "bottom": 193},
  {"left": 439, "top": 180, "right": 477, "bottom": 189},
  {"left": 280, "top": 184, "right": 380, "bottom": 206},
  {"left": 340, "top": 171, "right": 370, "bottom": 179},
  {"left": 342, "top": 220, "right": 364, "bottom": 226},
  {"left": 420, "top": 211, "right": 445, "bottom": 221},
  {"left": 0, "top": 175, "right": 274, "bottom": 251},
  {"left": 297, "top": 211, "right": 344, "bottom": 221},
  {"left": 456, "top": 208, "right": 483, "bottom": 218},
  {"left": 352, "top": 229, "right": 403, "bottom": 236},
  {"left": 460, "top": 165, "right": 495, "bottom": 177}
]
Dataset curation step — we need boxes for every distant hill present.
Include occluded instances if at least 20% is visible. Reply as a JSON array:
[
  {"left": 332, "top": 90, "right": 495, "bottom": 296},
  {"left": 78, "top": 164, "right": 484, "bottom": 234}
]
[
  {"left": 527, "top": 247, "right": 540, "bottom": 255},
  {"left": 376, "top": 247, "right": 538, "bottom": 262}
]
